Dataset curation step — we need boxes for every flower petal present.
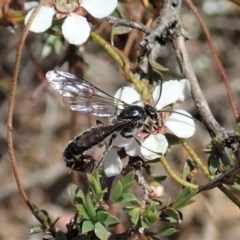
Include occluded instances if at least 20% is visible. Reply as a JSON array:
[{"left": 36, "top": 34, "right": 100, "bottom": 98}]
[
  {"left": 177, "top": 79, "right": 191, "bottom": 101},
  {"left": 104, "top": 148, "right": 122, "bottom": 177},
  {"left": 25, "top": 6, "right": 56, "bottom": 33},
  {"left": 62, "top": 14, "right": 90, "bottom": 45},
  {"left": 114, "top": 86, "right": 141, "bottom": 106},
  {"left": 153, "top": 79, "right": 191, "bottom": 110},
  {"left": 81, "top": 0, "right": 117, "bottom": 18},
  {"left": 153, "top": 80, "right": 181, "bottom": 110},
  {"left": 141, "top": 134, "right": 168, "bottom": 160},
  {"left": 165, "top": 109, "right": 195, "bottom": 138},
  {"left": 125, "top": 139, "right": 141, "bottom": 156}
]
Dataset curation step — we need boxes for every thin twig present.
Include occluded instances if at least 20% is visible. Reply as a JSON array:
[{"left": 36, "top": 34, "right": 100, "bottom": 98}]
[
  {"left": 7, "top": 1, "right": 45, "bottom": 223},
  {"left": 185, "top": 0, "right": 240, "bottom": 123},
  {"left": 90, "top": 31, "right": 152, "bottom": 101},
  {"left": 173, "top": 32, "right": 240, "bottom": 153},
  {"left": 180, "top": 139, "right": 213, "bottom": 180},
  {"left": 159, "top": 156, "right": 198, "bottom": 189},
  {"left": 105, "top": 16, "right": 150, "bottom": 34},
  {"left": 136, "top": 0, "right": 182, "bottom": 79},
  {"left": 173, "top": 33, "right": 225, "bottom": 137}
]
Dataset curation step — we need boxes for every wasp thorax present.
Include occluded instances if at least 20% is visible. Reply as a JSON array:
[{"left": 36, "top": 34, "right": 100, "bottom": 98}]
[{"left": 117, "top": 105, "right": 146, "bottom": 122}]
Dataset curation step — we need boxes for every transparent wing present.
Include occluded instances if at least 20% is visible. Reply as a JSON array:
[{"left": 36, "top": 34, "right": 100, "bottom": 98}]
[{"left": 46, "top": 70, "right": 126, "bottom": 117}]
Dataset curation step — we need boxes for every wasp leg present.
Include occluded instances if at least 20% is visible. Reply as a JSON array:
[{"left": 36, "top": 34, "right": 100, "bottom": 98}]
[{"left": 95, "top": 133, "right": 118, "bottom": 170}]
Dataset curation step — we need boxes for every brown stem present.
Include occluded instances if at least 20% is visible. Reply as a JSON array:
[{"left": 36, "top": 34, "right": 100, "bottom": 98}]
[
  {"left": 7, "top": 1, "right": 45, "bottom": 224},
  {"left": 185, "top": 0, "right": 240, "bottom": 122}
]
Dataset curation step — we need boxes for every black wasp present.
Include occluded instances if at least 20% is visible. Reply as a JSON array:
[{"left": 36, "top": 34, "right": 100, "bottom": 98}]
[{"left": 46, "top": 70, "right": 160, "bottom": 173}]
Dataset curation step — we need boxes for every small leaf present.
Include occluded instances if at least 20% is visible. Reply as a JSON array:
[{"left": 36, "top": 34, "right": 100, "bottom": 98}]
[
  {"left": 182, "top": 159, "right": 196, "bottom": 181},
  {"left": 69, "top": 184, "right": 85, "bottom": 204},
  {"left": 84, "top": 195, "right": 96, "bottom": 221},
  {"left": 149, "top": 59, "right": 168, "bottom": 80},
  {"left": 142, "top": 202, "right": 158, "bottom": 224},
  {"left": 109, "top": 180, "right": 123, "bottom": 203},
  {"left": 75, "top": 204, "right": 90, "bottom": 219},
  {"left": 118, "top": 193, "right": 138, "bottom": 203},
  {"left": 158, "top": 225, "right": 178, "bottom": 237},
  {"left": 87, "top": 173, "right": 105, "bottom": 201},
  {"left": 122, "top": 172, "right": 135, "bottom": 192},
  {"left": 208, "top": 154, "right": 220, "bottom": 174},
  {"left": 160, "top": 207, "right": 183, "bottom": 223},
  {"left": 111, "top": 24, "right": 132, "bottom": 37},
  {"left": 151, "top": 175, "right": 167, "bottom": 183},
  {"left": 54, "top": 39, "right": 63, "bottom": 55},
  {"left": 32, "top": 205, "right": 51, "bottom": 228},
  {"left": 82, "top": 220, "right": 94, "bottom": 233},
  {"left": 149, "top": 60, "right": 169, "bottom": 72},
  {"left": 140, "top": 216, "right": 150, "bottom": 229},
  {"left": 29, "top": 225, "right": 43, "bottom": 234},
  {"left": 42, "top": 45, "right": 52, "bottom": 59},
  {"left": 94, "top": 222, "right": 109, "bottom": 240},
  {"left": 87, "top": 173, "right": 100, "bottom": 194},
  {"left": 172, "top": 187, "right": 195, "bottom": 209},
  {"left": 143, "top": 211, "right": 158, "bottom": 224},
  {"left": 128, "top": 207, "right": 140, "bottom": 224},
  {"left": 96, "top": 211, "right": 119, "bottom": 228}
]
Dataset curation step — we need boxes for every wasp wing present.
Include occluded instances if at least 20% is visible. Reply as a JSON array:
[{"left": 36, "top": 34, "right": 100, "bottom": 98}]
[{"left": 46, "top": 70, "right": 125, "bottom": 117}]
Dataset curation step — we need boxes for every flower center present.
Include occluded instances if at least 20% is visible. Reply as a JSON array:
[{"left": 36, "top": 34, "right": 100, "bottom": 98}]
[{"left": 55, "top": 0, "right": 79, "bottom": 13}]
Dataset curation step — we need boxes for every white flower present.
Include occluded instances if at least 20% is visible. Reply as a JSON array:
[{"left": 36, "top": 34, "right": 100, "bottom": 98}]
[
  {"left": 104, "top": 134, "right": 141, "bottom": 177},
  {"left": 104, "top": 79, "right": 196, "bottom": 177},
  {"left": 24, "top": 0, "right": 117, "bottom": 45}
]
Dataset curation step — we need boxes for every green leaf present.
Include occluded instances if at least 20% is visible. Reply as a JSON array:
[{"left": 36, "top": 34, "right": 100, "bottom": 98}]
[
  {"left": 151, "top": 175, "right": 167, "bottom": 183},
  {"left": 69, "top": 184, "right": 85, "bottom": 204},
  {"left": 142, "top": 202, "right": 158, "bottom": 224},
  {"left": 55, "top": 231, "right": 67, "bottom": 240},
  {"left": 140, "top": 217, "right": 150, "bottom": 229},
  {"left": 84, "top": 195, "right": 96, "bottom": 221},
  {"left": 182, "top": 159, "right": 196, "bottom": 181},
  {"left": 122, "top": 172, "right": 135, "bottom": 192},
  {"left": 94, "top": 222, "right": 109, "bottom": 240},
  {"left": 75, "top": 204, "right": 90, "bottom": 219},
  {"left": 143, "top": 211, "right": 158, "bottom": 224},
  {"left": 149, "top": 60, "right": 168, "bottom": 80},
  {"left": 149, "top": 60, "right": 169, "bottom": 72},
  {"left": 82, "top": 220, "right": 94, "bottom": 233},
  {"left": 109, "top": 180, "right": 123, "bottom": 203},
  {"left": 42, "top": 45, "right": 52, "bottom": 59},
  {"left": 128, "top": 207, "right": 140, "bottom": 224},
  {"left": 54, "top": 39, "right": 63, "bottom": 55},
  {"left": 160, "top": 207, "right": 183, "bottom": 223},
  {"left": 96, "top": 211, "right": 119, "bottom": 228},
  {"left": 208, "top": 154, "right": 220, "bottom": 174},
  {"left": 172, "top": 187, "right": 195, "bottom": 209},
  {"left": 32, "top": 205, "right": 51, "bottom": 228},
  {"left": 111, "top": 25, "right": 132, "bottom": 41},
  {"left": 87, "top": 173, "right": 105, "bottom": 201},
  {"left": 87, "top": 173, "right": 100, "bottom": 193},
  {"left": 41, "top": 34, "right": 63, "bottom": 58},
  {"left": 118, "top": 193, "right": 138, "bottom": 203},
  {"left": 158, "top": 225, "right": 178, "bottom": 237},
  {"left": 29, "top": 225, "right": 43, "bottom": 234}
]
